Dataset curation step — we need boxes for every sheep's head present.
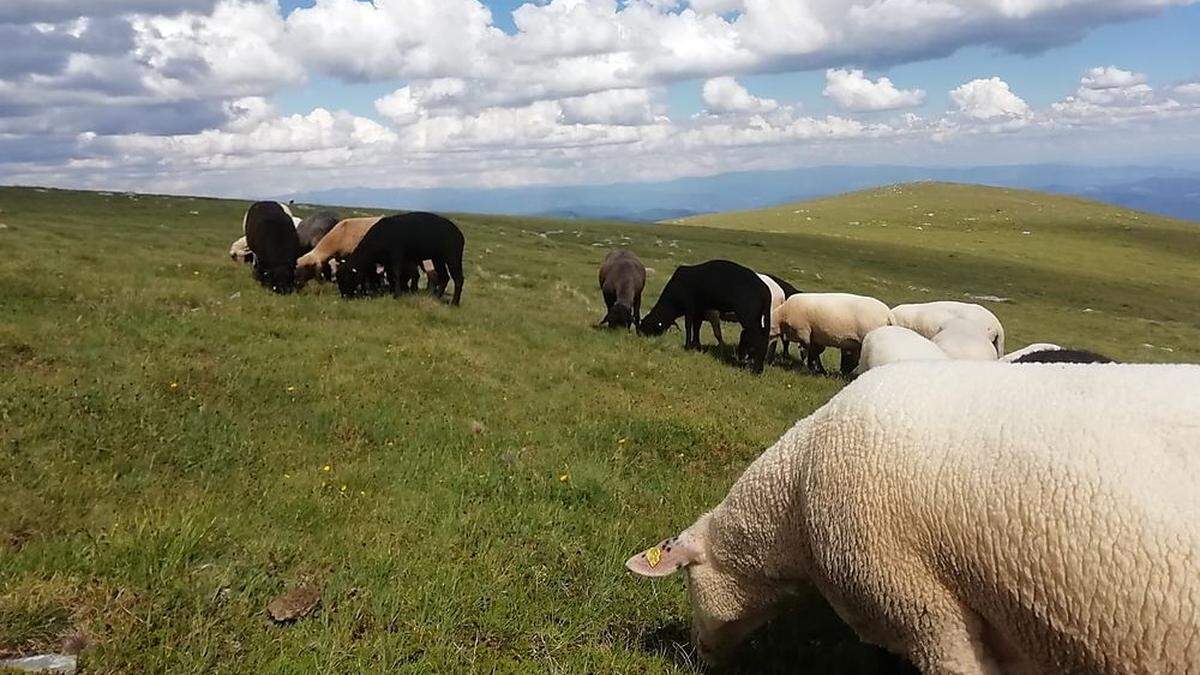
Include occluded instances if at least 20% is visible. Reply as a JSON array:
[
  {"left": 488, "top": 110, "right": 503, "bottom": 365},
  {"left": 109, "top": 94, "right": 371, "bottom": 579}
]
[
  {"left": 601, "top": 303, "right": 636, "bottom": 329},
  {"left": 626, "top": 515, "right": 787, "bottom": 663},
  {"left": 335, "top": 259, "right": 360, "bottom": 297},
  {"left": 636, "top": 304, "right": 675, "bottom": 336}
]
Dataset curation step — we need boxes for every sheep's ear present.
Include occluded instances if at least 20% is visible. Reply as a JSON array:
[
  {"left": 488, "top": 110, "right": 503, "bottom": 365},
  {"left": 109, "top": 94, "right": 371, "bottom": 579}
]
[{"left": 626, "top": 530, "right": 706, "bottom": 578}]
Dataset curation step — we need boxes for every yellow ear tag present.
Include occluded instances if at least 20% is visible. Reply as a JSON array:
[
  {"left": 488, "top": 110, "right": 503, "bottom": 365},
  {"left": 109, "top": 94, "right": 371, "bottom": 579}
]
[{"left": 646, "top": 546, "right": 663, "bottom": 568}]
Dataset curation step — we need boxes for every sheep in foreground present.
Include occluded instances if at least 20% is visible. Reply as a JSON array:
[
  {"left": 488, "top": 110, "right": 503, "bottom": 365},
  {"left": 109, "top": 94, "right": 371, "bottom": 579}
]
[
  {"left": 638, "top": 260, "right": 771, "bottom": 373},
  {"left": 775, "top": 292, "right": 892, "bottom": 376},
  {"left": 627, "top": 362, "right": 1200, "bottom": 671},
  {"left": 892, "top": 301, "right": 1005, "bottom": 356},
  {"left": 597, "top": 249, "right": 646, "bottom": 329},
  {"left": 853, "top": 326, "right": 948, "bottom": 375},
  {"left": 244, "top": 201, "right": 302, "bottom": 294},
  {"left": 930, "top": 318, "right": 998, "bottom": 361}
]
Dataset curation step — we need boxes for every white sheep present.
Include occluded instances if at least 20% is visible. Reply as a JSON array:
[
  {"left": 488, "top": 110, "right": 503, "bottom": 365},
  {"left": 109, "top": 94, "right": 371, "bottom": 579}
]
[
  {"left": 775, "top": 292, "right": 893, "bottom": 376},
  {"left": 1001, "top": 343, "right": 1062, "bottom": 362},
  {"left": 892, "top": 301, "right": 1005, "bottom": 355},
  {"left": 853, "top": 326, "right": 948, "bottom": 375},
  {"left": 931, "top": 318, "right": 998, "bottom": 361},
  {"left": 627, "top": 362, "right": 1200, "bottom": 672},
  {"left": 229, "top": 235, "right": 252, "bottom": 263}
]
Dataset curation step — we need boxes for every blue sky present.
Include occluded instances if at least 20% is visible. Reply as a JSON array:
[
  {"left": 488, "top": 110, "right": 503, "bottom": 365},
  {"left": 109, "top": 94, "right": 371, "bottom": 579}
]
[{"left": 2, "top": 0, "right": 1199, "bottom": 196}]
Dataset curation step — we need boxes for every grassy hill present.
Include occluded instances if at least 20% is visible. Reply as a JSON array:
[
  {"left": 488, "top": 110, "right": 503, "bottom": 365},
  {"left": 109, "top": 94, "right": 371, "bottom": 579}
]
[{"left": 0, "top": 183, "right": 1196, "bottom": 672}]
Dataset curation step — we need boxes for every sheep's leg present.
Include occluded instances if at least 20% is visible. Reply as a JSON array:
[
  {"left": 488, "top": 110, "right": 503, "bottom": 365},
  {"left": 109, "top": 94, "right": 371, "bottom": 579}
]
[
  {"left": 633, "top": 295, "right": 641, "bottom": 329},
  {"left": 807, "top": 344, "right": 828, "bottom": 375},
  {"left": 431, "top": 259, "right": 451, "bottom": 300},
  {"left": 446, "top": 256, "right": 464, "bottom": 306},
  {"left": 840, "top": 348, "right": 861, "bottom": 377},
  {"left": 389, "top": 259, "right": 405, "bottom": 298},
  {"left": 710, "top": 315, "right": 725, "bottom": 346},
  {"left": 600, "top": 290, "right": 617, "bottom": 326},
  {"left": 682, "top": 314, "right": 699, "bottom": 349}
]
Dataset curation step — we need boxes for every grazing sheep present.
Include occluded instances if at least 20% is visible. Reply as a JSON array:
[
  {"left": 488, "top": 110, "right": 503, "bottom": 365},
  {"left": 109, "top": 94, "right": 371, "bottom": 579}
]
[
  {"left": 1001, "top": 343, "right": 1063, "bottom": 362},
  {"left": 229, "top": 235, "right": 252, "bottom": 264},
  {"left": 598, "top": 249, "right": 646, "bottom": 329},
  {"left": 295, "top": 210, "right": 341, "bottom": 252},
  {"left": 638, "top": 260, "right": 771, "bottom": 373},
  {"left": 336, "top": 212, "right": 465, "bottom": 305},
  {"left": 295, "top": 217, "right": 380, "bottom": 284},
  {"left": 775, "top": 293, "right": 893, "bottom": 376},
  {"left": 244, "top": 201, "right": 302, "bottom": 294},
  {"left": 706, "top": 273, "right": 786, "bottom": 347},
  {"left": 853, "top": 326, "right": 948, "bottom": 375},
  {"left": 892, "top": 301, "right": 1005, "bottom": 356},
  {"left": 930, "top": 318, "right": 998, "bottom": 361},
  {"left": 296, "top": 216, "right": 439, "bottom": 290},
  {"left": 626, "top": 362, "right": 1200, "bottom": 671},
  {"left": 1015, "top": 348, "right": 1116, "bottom": 364}
]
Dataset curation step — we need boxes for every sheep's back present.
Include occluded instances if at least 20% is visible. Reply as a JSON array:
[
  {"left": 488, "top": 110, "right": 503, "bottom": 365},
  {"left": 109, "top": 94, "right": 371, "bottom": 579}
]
[{"left": 804, "top": 363, "right": 1200, "bottom": 673}]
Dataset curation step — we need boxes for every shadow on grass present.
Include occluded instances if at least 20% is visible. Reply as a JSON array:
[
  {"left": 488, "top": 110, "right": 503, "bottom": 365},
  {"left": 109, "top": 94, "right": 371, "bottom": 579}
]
[{"left": 640, "top": 595, "right": 916, "bottom": 675}]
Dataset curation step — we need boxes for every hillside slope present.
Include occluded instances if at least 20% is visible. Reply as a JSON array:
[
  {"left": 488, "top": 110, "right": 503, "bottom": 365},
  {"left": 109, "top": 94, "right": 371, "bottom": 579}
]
[
  {"left": 0, "top": 185, "right": 1196, "bottom": 672},
  {"left": 677, "top": 182, "right": 1199, "bottom": 328}
]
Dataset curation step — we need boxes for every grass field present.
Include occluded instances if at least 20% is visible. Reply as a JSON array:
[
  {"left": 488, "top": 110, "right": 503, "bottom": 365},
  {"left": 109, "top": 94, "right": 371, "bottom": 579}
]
[{"left": 1, "top": 183, "right": 1196, "bottom": 673}]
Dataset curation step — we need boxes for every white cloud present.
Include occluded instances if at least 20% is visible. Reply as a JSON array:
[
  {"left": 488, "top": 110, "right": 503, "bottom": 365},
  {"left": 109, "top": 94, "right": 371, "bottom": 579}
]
[
  {"left": 1081, "top": 65, "right": 1148, "bottom": 89},
  {"left": 950, "top": 77, "right": 1030, "bottom": 120},
  {"left": 1175, "top": 82, "right": 1200, "bottom": 99},
  {"left": 701, "top": 76, "right": 778, "bottom": 114},
  {"left": 1047, "top": 66, "right": 1197, "bottom": 126},
  {"left": 823, "top": 69, "right": 925, "bottom": 112},
  {"left": 559, "top": 88, "right": 664, "bottom": 126}
]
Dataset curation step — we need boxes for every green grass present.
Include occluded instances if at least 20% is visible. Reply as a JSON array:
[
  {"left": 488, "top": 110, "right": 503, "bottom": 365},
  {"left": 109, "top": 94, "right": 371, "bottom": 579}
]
[{"left": 0, "top": 183, "right": 1196, "bottom": 672}]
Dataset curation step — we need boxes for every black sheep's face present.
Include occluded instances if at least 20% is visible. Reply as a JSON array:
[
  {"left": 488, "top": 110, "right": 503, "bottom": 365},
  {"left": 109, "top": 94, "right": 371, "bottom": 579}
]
[
  {"left": 266, "top": 266, "right": 295, "bottom": 294},
  {"left": 638, "top": 308, "right": 672, "bottom": 336},
  {"left": 335, "top": 261, "right": 360, "bottom": 296}
]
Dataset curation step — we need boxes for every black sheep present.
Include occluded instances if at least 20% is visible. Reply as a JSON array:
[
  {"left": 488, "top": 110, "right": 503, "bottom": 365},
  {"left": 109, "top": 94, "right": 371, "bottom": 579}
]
[
  {"left": 295, "top": 210, "right": 341, "bottom": 253},
  {"left": 638, "top": 259, "right": 771, "bottom": 373},
  {"left": 1015, "top": 348, "right": 1116, "bottom": 364},
  {"left": 336, "top": 212, "right": 465, "bottom": 305},
  {"left": 598, "top": 249, "right": 646, "bottom": 329},
  {"left": 244, "top": 201, "right": 302, "bottom": 294}
]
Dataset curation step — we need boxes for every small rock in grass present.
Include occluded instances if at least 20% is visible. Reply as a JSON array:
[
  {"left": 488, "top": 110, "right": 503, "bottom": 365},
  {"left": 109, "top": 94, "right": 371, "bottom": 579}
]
[
  {"left": 0, "top": 654, "right": 77, "bottom": 674},
  {"left": 470, "top": 420, "right": 486, "bottom": 435},
  {"left": 267, "top": 584, "right": 321, "bottom": 624}
]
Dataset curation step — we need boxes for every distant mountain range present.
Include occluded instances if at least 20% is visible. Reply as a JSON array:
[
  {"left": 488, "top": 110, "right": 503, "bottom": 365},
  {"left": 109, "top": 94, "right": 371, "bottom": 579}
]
[{"left": 285, "top": 163, "right": 1200, "bottom": 223}]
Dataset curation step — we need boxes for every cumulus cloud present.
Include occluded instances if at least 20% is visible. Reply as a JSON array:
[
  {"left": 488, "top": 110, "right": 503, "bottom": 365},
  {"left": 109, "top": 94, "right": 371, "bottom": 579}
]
[
  {"left": 1175, "top": 82, "right": 1200, "bottom": 99},
  {"left": 1048, "top": 66, "right": 1195, "bottom": 125},
  {"left": 701, "top": 76, "right": 779, "bottom": 114},
  {"left": 950, "top": 77, "right": 1030, "bottom": 120},
  {"left": 559, "top": 88, "right": 665, "bottom": 126},
  {"left": 823, "top": 69, "right": 925, "bottom": 112}
]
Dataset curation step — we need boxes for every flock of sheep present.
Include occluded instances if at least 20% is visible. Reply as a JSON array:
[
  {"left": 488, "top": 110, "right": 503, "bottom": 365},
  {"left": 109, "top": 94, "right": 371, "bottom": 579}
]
[
  {"left": 230, "top": 200, "right": 465, "bottom": 304},
  {"left": 598, "top": 248, "right": 1110, "bottom": 374},
  {"left": 229, "top": 202, "right": 1198, "bottom": 673}
]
